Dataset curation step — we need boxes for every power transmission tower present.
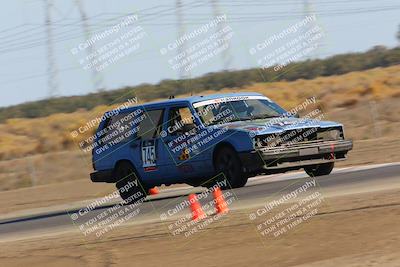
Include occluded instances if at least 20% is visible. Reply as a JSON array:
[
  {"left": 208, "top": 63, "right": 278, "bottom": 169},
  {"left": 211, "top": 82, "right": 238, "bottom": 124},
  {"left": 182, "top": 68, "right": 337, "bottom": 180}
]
[
  {"left": 76, "top": 0, "right": 104, "bottom": 92},
  {"left": 176, "top": 0, "right": 189, "bottom": 79},
  {"left": 45, "top": 0, "right": 59, "bottom": 97},
  {"left": 303, "top": 0, "right": 311, "bottom": 17},
  {"left": 211, "top": 0, "right": 233, "bottom": 70},
  {"left": 303, "top": 0, "right": 322, "bottom": 59}
]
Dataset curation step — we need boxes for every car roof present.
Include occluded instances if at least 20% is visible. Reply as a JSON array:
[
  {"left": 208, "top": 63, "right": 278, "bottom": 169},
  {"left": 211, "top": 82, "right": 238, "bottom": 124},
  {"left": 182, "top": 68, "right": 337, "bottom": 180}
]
[{"left": 111, "top": 92, "right": 264, "bottom": 114}]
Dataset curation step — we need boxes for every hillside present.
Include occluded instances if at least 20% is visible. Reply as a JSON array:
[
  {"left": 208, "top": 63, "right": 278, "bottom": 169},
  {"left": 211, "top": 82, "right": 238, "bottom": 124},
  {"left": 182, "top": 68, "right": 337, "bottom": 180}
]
[
  {"left": 0, "top": 64, "right": 399, "bottom": 191},
  {"left": 1, "top": 64, "right": 399, "bottom": 162},
  {"left": 0, "top": 46, "right": 399, "bottom": 122}
]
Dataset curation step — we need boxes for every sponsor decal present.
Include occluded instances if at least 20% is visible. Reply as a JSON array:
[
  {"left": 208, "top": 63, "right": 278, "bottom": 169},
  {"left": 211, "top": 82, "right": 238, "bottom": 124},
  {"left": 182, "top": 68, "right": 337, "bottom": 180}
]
[
  {"left": 178, "top": 148, "right": 190, "bottom": 161},
  {"left": 144, "top": 166, "right": 158, "bottom": 172},
  {"left": 192, "top": 95, "right": 271, "bottom": 108}
]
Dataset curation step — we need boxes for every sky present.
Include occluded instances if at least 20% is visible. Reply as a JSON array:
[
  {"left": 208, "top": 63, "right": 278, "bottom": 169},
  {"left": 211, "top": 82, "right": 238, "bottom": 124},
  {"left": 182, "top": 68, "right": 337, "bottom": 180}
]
[{"left": 0, "top": 0, "right": 399, "bottom": 107}]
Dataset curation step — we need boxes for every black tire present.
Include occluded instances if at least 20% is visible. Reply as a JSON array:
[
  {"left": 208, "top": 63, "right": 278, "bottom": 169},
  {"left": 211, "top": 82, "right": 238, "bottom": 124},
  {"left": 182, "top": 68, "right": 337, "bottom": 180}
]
[
  {"left": 213, "top": 146, "right": 248, "bottom": 189},
  {"left": 186, "top": 181, "right": 202, "bottom": 187},
  {"left": 114, "top": 162, "right": 146, "bottom": 204},
  {"left": 304, "top": 162, "right": 334, "bottom": 177}
]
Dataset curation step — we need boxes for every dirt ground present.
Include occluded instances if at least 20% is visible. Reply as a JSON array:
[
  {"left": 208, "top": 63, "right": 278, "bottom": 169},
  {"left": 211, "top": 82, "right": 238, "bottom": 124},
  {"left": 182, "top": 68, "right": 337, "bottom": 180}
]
[
  {"left": 0, "top": 78, "right": 398, "bottom": 266},
  {"left": 1, "top": 187, "right": 399, "bottom": 267},
  {"left": 0, "top": 134, "right": 399, "bottom": 218}
]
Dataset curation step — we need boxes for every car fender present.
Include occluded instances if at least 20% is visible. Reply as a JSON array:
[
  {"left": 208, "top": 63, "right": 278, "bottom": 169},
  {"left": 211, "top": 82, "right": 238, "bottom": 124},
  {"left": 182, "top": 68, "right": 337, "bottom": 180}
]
[{"left": 213, "top": 130, "right": 253, "bottom": 153}]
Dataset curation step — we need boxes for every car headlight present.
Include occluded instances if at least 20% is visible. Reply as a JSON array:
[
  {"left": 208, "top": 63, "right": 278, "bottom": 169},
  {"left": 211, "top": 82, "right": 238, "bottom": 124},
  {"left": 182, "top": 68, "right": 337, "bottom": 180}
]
[
  {"left": 253, "top": 134, "right": 282, "bottom": 148},
  {"left": 317, "top": 129, "right": 342, "bottom": 140}
]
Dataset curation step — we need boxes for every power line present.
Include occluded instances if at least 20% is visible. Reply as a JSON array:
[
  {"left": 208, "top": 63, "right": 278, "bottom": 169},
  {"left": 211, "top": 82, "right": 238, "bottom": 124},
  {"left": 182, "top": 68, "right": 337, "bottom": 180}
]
[
  {"left": 176, "top": 0, "right": 190, "bottom": 79},
  {"left": 44, "top": 0, "right": 59, "bottom": 97},
  {"left": 303, "top": 0, "right": 322, "bottom": 59},
  {"left": 0, "top": 4, "right": 397, "bottom": 53},
  {"left": 0, "top": 2, "right": 201, "bottom": 45},
  {"left": 76, "top": 0, "right": 105, "bottom": 92},
  {"left": 211, "top": 0, "right": 233, "bottom": 70},
  {"left": 0, "top": 0, "right": 393, "bottom": 35},
  {"left": 0, "top": 0, "right": 203, "bottom": 54}
]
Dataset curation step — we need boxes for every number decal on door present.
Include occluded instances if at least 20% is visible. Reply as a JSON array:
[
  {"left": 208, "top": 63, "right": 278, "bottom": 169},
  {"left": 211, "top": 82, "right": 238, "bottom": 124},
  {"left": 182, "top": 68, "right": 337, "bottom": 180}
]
[{"left": 141, "top": 140, "right": 156, "bottom": 167}]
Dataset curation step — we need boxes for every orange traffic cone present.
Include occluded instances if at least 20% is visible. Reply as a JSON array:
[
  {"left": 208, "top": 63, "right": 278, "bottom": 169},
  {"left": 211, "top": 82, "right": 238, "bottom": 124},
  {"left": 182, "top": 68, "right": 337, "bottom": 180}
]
[
  {"left": 213, "top": 187, "right": 229, "bottom": 214},
  {"left": 189, "top": 194, "right": 206, "bottom": 221},
  {"left": 148, "top": 187, "right": 159, "bottom": 195}
]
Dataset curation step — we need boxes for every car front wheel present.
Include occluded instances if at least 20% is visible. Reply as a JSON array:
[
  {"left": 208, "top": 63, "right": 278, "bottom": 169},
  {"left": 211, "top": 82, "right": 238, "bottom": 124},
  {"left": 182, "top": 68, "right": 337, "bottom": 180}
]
[
  {"left": 304, "top": 162, "right": 334, "bottom": 177},
  {"left": 214, "top": 146, "right": 248, "bottom": 189},
  {"left": 114, "top": 162, "right": 146, "bottom": 204}
]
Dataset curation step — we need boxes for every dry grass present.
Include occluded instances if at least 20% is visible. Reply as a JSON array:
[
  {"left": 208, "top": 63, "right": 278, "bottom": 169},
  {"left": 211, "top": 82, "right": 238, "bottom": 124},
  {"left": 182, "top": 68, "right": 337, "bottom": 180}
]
[
  {"left": 1, "top": 65, "right": 399, "bottom": 161},
  {"left": 0, "top": 65, "right": 399, "bottom": 191}
]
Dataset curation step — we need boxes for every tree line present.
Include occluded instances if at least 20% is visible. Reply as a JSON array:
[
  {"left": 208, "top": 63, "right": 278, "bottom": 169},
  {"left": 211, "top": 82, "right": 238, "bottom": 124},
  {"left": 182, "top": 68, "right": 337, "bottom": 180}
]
[{"left": 0, "top": 46, "right": 399, "bottom": 123}]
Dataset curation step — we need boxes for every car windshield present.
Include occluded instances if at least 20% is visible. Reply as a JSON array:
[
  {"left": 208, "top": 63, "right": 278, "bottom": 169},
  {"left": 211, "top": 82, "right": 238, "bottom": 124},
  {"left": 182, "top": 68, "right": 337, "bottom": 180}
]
[{"left": 194, "top": 97, "right": 286, "bottom": 126}]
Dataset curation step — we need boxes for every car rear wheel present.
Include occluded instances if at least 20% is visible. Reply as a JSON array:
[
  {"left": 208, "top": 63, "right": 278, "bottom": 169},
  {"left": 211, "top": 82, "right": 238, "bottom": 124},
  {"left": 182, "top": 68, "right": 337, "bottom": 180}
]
[
  {"left": 114, "top": 162, "right": 146, "bottom": 204},
  {"left": 304, "top": 162, "right": 334, "bottom": 177},
  {"left": 214, "top": 146, "right": 248, "bottom": 189}
]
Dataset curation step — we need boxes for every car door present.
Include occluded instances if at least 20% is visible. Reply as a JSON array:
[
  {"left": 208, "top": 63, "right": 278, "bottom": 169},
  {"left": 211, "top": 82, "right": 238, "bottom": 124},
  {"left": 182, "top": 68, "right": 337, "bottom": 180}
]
[
  {"left": 134, "top": 108, "right": 176, "bottom": 185},
  {"left": 159, "top": 104, "right": 209, "bottom": 182},
  {"left": 93, "top": 108, "right": 174, "bottom": 186}
]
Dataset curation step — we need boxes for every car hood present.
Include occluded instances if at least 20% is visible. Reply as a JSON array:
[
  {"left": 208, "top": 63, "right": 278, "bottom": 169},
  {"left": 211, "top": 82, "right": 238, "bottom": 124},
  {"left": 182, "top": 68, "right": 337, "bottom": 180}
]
[{"left": 220, "top": 117, "right": 342, "bottom": 135}]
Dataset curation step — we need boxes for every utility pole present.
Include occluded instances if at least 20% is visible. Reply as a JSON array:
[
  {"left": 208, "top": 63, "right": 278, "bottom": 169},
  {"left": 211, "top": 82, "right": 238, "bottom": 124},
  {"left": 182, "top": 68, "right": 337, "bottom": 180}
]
[
  {"left": 45, "top": 0, "right": 59, "bottom": 97},
  {"left": 76, "top": 0, "right": 104, "bottom": 92},
  {"left": 303, "top": 0, "right": 312, "bottom": 40},
  {"left": 176, "top": 0, "right": 189, "bottom": 79},
  {"left": 303, "top": 0, "right": 315, "bottom": 59},
  {"left": 303, "top": 0, "right": 322, "bottom": 59},
  {"left": 211, "top": 0, "right": 232, "bottom": 70}
]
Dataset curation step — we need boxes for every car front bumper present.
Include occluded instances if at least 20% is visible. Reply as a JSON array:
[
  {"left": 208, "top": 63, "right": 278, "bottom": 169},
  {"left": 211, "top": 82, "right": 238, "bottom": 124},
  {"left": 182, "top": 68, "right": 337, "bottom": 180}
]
[{"left": 239, "top": 139, "right": 353, "bottom": 172}]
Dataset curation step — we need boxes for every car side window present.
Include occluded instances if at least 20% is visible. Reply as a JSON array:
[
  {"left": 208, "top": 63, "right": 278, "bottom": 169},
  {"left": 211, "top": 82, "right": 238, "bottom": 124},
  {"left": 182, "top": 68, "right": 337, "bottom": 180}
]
[
  {"left": 137, "top": 109, "right": 164, "bottom": 140},
  {"left": 100, "top": 112, "right": 134, "bottom": 145},
  {"left": 167, "top": 106, "right": 196, "bottom": 135}
]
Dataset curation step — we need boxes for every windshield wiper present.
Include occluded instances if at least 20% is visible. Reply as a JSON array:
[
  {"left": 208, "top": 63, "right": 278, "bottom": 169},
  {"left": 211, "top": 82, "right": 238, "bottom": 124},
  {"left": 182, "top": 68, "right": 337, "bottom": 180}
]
[
  {"left": 209, "top": 116, "right": 252, "bottom": 125},
  {"left": 249, "top": 114, "right": 280, "bottom": 120}
]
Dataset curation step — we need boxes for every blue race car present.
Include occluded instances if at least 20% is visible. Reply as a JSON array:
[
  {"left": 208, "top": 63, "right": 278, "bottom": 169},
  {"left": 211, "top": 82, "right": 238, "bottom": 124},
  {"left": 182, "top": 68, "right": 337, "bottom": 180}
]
[{"left": 90, "top": 92, "right": 352, "bottom": 202}]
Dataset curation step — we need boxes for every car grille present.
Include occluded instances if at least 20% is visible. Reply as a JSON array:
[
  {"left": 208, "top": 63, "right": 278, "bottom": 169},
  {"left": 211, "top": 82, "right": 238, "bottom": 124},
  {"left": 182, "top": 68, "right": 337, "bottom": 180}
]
[{"left": 255, "top": 127, "right": 342, "bottom": 148}]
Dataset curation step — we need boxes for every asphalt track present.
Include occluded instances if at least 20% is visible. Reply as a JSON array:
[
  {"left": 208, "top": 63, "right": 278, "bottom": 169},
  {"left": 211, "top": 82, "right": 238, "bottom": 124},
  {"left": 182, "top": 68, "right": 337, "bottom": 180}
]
[{"left": 0, "top": 163, "right": 399, "bottom": 240}]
